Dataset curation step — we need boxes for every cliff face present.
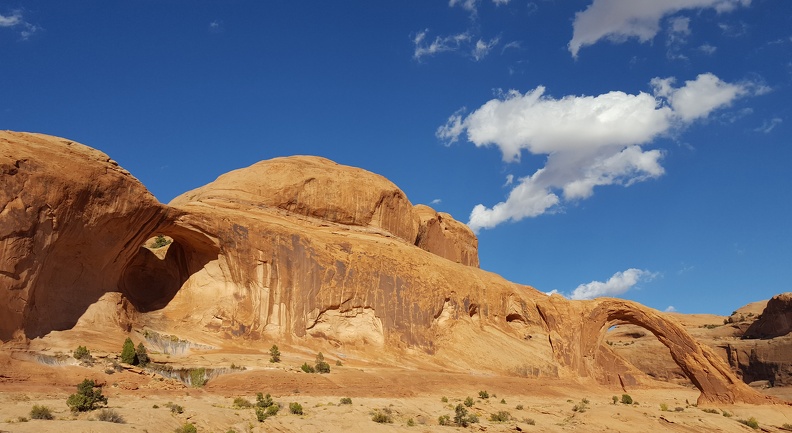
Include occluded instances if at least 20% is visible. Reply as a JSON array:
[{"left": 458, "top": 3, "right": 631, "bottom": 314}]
[{"left": 0, "top": 131, "right": 772, "bottom": 405}]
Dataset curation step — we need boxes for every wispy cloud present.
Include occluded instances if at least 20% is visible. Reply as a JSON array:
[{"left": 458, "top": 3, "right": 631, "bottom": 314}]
[
  {"left": 569, "top": 0, "right": 751, "bottom": 58},
  {"left": 569, "top": 268, "right": 656, "bottom": 300},
  {"left": 438, "top": 73, "right": 760, "bottom": 231},
  {"left": 698, "top": 43, "right": 717, "bottom": 55},
  {"left": 431, "top": 198, "right": 443, "bottom": 205},
  {"left": 754, "top": 117, "right": 782, "bottom": 134},
  {"left": 413, "top": 30, "right": 501, "bottom": 62},
  {"left": 209, "top": 20, "right": 223, "bottom": 33},
  {"left": 0, "top": 10, "right": 41, "bottom": 40},
  {"left": 664, "top": 305, "right": 677, "bottom": 312},
  {"left": 413, "top": 29, "right": 471, "bottom": 60}
]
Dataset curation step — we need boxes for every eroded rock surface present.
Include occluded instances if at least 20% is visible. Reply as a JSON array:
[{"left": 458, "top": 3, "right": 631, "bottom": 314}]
[{"left": 0, "top": 131, "right": 775, "bottom": 405}]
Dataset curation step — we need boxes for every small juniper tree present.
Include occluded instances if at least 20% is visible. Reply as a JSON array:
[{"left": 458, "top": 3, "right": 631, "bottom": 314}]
[
  {"left": 315, "top": 352, "right": 330, "bottom": 374},
  {"left": 135, "top": 343, "right": 149, "bottom": 366},
  {"left": 269, "top": 345, "right": 281, "bottom": 363},
  {"left": 73, "top": 346, "right": 91, "bottom": 360},
  {"left": 66, "top": 379, "right": 108, "bottom": 412},
  {"left": 120, "top": 338, "right": 137, "bottom": 365}
]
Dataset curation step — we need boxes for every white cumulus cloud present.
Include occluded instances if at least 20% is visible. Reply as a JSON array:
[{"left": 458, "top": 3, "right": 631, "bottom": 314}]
[
  {"left": 569, "top": 268, "right": 655, "bottom": 300},
  {"left": 568, "top": 0, "right": 751, "bottom": 57},
  {"left": 438, "top": 73, "right": 758, "bottom": 232}
]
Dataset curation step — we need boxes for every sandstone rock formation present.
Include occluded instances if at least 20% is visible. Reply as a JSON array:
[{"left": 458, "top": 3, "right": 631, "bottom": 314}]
[
  {"left": 0, "top": 131, "right": 775, "bottom": 405},
  {"left": 744, "top": 293, "right": 792, "bottom": 339}
]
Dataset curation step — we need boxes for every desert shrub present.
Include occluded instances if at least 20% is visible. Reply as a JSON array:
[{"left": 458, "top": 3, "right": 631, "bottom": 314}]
[
  {"left": 453, "top": 404, "right": 478, "bottom": 427},
  {"left": 256, "top": 393, "right": 273, "bottom": 408},
  {"left": 151, "top": 235, "right": 171, "bottom": 248},
  {"left": 255, "top": 406, "right": 267, "bottom": 422},
  {"left": 289, "top": 402, "right": 303, "bottom": 415},
  {"left": 722, "top": 410, "right": 733, "bottom": 417},
  {"left": 478, "top": 390, "right": 489, "bottom": 399},
  {"left": 738, "top": 417, "right": 759, "bottom": 429},
  {"left": 96, "top": 408, "right": 125, "bottom": 423},
  {"left": 515, "top": 404, "right": 524, "bottom": 410},
  {"left": 336, "top": 359, "right": 343, "bottom": 366},
  {"left": 781, "top": 423, "right": 792, "bottom": 430},
  {"left": 315, "top": 352, "right": 330, "bottom": 374},
  {"left": 620, "top": 394, "right": 633, "bottom": 405},
  {"left": 269, "top": 345, "right": 281, "bottom": 363},
  {"left": 166, "top": 402, "right": 184, "bottom": 414},
  {"left": 17, "top": 416, "right": 29, "bottom": 422},
  {"left": 612, "top": 395, "right": 618, "bottom": 404},
  {"left": 73, "top": 346, "right": 91, "bottom": 360},
  {"left": 464, "top": 396, "right": 474, "bottom": 407},
  {"left": 233, "top": 397, "right": 253, "bottom": 408},
  {"left": 441, "top": 396, "right": 448, "bottom": 403},
  {"left": 120, "top": 337, "right": 137, "bottom": 364},
  {"left": 500, "top": 398, "right": 506, "bottom": 404},
  {"left": 152, "top": 404, "right": 159, "bottom": 408},
  {"left": 136, "top": 343, "right": 149, "bottom": 366},
  {"left": 524, "top": 418, "right": 536, "bottom": 425},
  {"left": 30, "top": 405, "right": 54, "bottom": 420},
  {"left": 174, "top": 422, "right": 197, "bottom": 433},
  {"left": 372, "top": 409, "right": 393, "bottom": 423},
  {"left": 300, "top": 362, "right": 315, "bottom": 373},
  {"left": 266, "top": 405, "right": 279, "bottom": 416},
  {"left": 66, "top": 379, "right": 107, "bottom": 412},
  {"left": 340, "top": 397, "right": 352, "bottom": 405},
  {"left": 490, "top": 411, "right": 511, "bottom": 422},
  {"left": 702, "top": 408, "right": 719, "bottom": 414},
  {"left": 438, "top": 414, "right": 451, "bottom": 425},
  {"left": 190, "top": 368, "right": 207, "bottom": 387},
  {"left": 659, "top": 403, "right": 668, "bottom": 411},
  {"left": 675, "top": 407, "right": 684, "bottom": 412},
  {"left": 407, "top": 418, "right": 415, "bottom": 426}
]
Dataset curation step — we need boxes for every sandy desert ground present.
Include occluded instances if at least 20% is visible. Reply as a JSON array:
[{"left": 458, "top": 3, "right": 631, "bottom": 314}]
[{"left": 1, "top": 345, "right": 791, "bottom": 433}]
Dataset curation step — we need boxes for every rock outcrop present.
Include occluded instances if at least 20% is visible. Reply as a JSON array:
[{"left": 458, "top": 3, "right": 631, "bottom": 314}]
[
  {"left": 0, "top": 131, "right": 775, "bottom": 405},
  {"left": 744, "top": 293, "right": 792, "bottom": 339}
]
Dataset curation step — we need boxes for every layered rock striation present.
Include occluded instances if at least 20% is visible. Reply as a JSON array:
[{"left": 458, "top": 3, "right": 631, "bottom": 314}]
[{"left": 0, "top": 131, "right": 774, "bottom": 405}]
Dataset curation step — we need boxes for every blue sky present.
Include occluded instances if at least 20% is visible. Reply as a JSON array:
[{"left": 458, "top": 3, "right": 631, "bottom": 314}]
[{"left": 2, "top": 1, "right": 790, "bottom": 314}]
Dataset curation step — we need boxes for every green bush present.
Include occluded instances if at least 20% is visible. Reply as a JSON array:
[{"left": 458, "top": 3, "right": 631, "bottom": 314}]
[
  {"left": 340, "top": 397, "right": 352, "bottom": 405},
  {"left": 371, "top": 409, "right": 393, "bottom": 423},
  {"left": 315, "top": 352, "right": 330, "bottom": 374},
  {"left": 266, "top": 405, "right": 279, "bottom": 416},
  {"left": 269, "top": 345, "right": 281, "bottom": 363},
  {"left": 453, "top": 404, "right": 478, "bottom": 427},
  {"left": 174, "top": 422, "right": 197, "bottom": 433},
  {"left": 515, "top": 404, "right": 524, "bottom": 410},
  {"left": 96, "top": 408, "right": 125, "bottom": 423},
  {"left": 478, "top": 390, "right": 489, "bottom": 399},
  {"left": 620, "top": 394, "right": 633, "bottom": 405},
  {"left": 151, "top": 235, "right": 171, "bottom": 248},
  {"left": 660, "top": 403, "right": 668, "bottom": 411},
  {"left": 612, "top": 395, "right": 618, "bottom": 404},
  {"left": 30, "top": 405, "right": 54, "bottom": 420},
  {"left": 301, "top": 363, "right": 315, "bottom": 373},
  {"left": 190, "top": 368, "right": 207, "bottom": 387},
  {"left": 464, "top": 396, "right": 474, "bottom": 407},
  {"left": 73, "top": 346, "right": 91, "bottom": 360},
  {"left": 289, "top": 402, "right": 303, "bottom": 415},
  {"left": 120, "top": 338, "right": 137, "bottom": 365},
  {"left": 438, "top": 414, "right": 451, "bottom": 425},
  {"left": 166, "top": 402, "right": 184, "bottom": 414},
  {"left": 255, "top": 406, "right": 268, "bottom": 422},
  {"left": 441, "top": 396, "right": 448, "bottom": 403},
  {"left": 136, "top": 343, "right": 149, "bottom": 366},
  {"left": 490, "top": 411, "right": 511, "bottom": 422},
  {"left": 738, "top": 417, "right": 759, "bottom": 429},
  {"left": 256, "top": 393, "right": 274, "bottom": 408},
  {"left": 702, "top": 408, "right": 719, "bottom": 414},
  {"left": 524, "top": 418, "right": 536, "bottom": 425},
  {"left": 66, "top": 379, "right": 107, "bottom": 412},
  {"left": 407, "top": 418, "right": 415, "bottom": 426},
  {"left": 233, "top": 397, "right": 253, "bottom": 408}
]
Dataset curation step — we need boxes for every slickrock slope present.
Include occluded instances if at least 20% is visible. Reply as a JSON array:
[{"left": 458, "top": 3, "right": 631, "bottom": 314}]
[{"left": 0, "top": 131, "right": 775, "bottom": 405}]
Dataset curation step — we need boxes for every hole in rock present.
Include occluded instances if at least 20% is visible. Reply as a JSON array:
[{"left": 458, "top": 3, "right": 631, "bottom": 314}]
[
  {"left": 604, "top": 323, "right": 690, "bottom": 386},
  {"left": 119, "top": 232, "right": 217, "bottom": 313}
]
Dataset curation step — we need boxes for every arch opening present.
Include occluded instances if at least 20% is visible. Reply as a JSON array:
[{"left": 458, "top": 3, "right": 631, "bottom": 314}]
[{"left": 119, "top": 229, "right": 218, "bottom": 313}]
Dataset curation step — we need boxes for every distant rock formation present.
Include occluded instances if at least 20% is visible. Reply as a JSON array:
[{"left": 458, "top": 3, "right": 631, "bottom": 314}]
[
  {"left": 744, "top": 293, "right": 792, "bottom": 339},
  {"left": 0, "top": 131, "right": 774, "bottom": 405}
]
